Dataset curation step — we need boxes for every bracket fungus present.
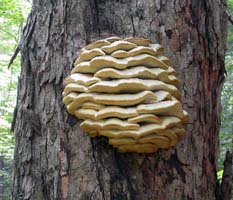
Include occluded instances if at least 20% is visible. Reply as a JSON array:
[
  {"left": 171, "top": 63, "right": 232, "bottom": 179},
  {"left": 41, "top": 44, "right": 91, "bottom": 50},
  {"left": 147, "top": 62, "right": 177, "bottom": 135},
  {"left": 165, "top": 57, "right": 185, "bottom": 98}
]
[{"left": 63, "top": 37, "right": 189, "bottom": 153}]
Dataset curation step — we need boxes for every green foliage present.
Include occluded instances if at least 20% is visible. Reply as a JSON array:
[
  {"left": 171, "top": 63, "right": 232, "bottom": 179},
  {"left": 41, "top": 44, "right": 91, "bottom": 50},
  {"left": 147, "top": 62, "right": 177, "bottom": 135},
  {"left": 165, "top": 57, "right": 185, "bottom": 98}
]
[
  {"left": 0, "top": 157, "right": 13, "bottom": 200},
  {"left": 217, "top": 170, "right": 224, "bottom": 182},
  {"left": 227, "top": 0, "right": 233, "bottom": 51},
  {"left": 0, "top": 0, "right": 31, "bottom": 198},
  {"left": 219, "top": 55, "right": 233, "bottom": 170},
  {"left": 0, "top": 0, "right": 24, "bottom": 23},
  {"left": 217, "top": 0, "right": 233, "bottom": 171},
  {"left": 0, "top": 0, "right": 25, "bottom": 160},
  {"left": 228, "top": 0, "right": 233, "bottom": 14}
]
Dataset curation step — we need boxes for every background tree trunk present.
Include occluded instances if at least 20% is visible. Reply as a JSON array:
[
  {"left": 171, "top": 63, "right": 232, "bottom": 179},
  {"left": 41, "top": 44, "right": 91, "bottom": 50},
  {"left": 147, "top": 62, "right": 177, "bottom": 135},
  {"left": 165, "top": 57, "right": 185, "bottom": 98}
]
[{"left": 12, "top": 0, "right": 228, "bottom": 199}]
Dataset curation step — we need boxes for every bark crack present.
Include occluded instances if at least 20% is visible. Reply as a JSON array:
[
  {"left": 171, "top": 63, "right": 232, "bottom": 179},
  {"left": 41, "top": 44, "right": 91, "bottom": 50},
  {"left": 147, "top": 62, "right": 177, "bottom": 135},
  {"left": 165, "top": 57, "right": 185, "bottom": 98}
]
[
  {"left": 114, "top": 152, "right": 136, "bottom": 200},
  {"left": 130, "top": 14, "right": 136, "bottom": 37},
  {"left": 88, "top": 0, "right": 101, "bottom": 37},
  {"left": 90, "top": 139, "right": 106, "bottom": 200},
  {"left": 46, "top": 8, "right": 53, "bottom": 45}
]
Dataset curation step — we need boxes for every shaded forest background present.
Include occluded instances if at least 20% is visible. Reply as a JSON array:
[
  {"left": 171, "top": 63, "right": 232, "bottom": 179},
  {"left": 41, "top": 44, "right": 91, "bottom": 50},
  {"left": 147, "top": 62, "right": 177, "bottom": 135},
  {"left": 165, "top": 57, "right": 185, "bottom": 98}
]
[{"left": 0, "top": 0, "right": 232, "bottom": 199}]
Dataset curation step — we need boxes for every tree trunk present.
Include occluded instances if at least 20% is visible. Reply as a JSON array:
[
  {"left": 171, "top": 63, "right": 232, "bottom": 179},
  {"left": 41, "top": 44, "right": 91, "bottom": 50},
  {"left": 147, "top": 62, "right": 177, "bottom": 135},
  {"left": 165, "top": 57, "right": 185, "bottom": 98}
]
[
  {"left": 12, "top": 0, "right": 228, "bottom": 199},
  {"left": 219, "top": 151, "right": 233, "bottom": 200}
]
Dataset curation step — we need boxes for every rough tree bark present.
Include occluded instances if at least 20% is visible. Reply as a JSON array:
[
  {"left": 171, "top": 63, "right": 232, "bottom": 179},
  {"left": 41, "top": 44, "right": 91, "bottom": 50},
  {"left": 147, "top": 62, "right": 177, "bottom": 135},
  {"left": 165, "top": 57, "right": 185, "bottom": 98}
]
[{"left": 12, "top": 0, "right": 228, "bottom": 199}]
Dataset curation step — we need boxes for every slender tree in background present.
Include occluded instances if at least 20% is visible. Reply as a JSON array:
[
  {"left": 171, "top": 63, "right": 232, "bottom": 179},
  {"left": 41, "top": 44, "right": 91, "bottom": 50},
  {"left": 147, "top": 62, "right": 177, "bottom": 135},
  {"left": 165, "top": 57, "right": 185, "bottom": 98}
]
[{"left": 12, "top": 1, "right": 229, "bottom": 199}]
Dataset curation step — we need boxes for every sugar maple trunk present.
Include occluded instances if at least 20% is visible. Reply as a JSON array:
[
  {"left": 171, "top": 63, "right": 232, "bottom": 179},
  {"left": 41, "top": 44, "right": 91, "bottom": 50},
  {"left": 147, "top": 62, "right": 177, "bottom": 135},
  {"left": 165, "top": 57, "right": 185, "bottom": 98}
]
[{"left": 12, "top": 0, "right": 227, "bottom": 199}]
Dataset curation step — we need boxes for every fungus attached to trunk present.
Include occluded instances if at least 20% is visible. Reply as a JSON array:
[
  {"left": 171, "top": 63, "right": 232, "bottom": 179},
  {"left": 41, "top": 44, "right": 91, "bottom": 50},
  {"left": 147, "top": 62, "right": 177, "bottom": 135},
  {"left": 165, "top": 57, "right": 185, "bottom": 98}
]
[{"left": 63, "top": 37, "right": 189, "bottom": 153}]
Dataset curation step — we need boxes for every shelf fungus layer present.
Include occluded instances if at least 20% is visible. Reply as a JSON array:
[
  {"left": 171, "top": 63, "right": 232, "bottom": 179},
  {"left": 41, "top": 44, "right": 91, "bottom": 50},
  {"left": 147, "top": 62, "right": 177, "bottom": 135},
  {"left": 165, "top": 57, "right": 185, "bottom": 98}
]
[{"left": 63, "top": 37, "right": 189, "bottom": 153}]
